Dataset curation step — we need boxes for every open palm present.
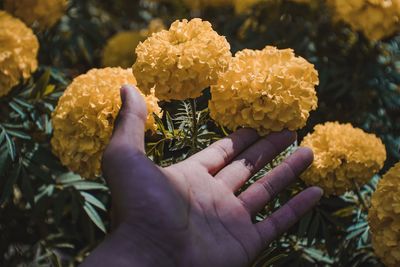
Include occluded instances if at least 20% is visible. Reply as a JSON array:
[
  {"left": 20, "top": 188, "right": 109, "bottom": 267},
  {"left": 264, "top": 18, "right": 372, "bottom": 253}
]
[{"left": 82, "top": 85, "right": 322, "bottom": 267}]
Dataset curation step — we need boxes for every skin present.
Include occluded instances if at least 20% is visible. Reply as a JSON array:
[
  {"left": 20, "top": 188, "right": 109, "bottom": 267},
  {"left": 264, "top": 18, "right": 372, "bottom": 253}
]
[{"left": 81, "top": 85, "right": 323, "bottom": 267}]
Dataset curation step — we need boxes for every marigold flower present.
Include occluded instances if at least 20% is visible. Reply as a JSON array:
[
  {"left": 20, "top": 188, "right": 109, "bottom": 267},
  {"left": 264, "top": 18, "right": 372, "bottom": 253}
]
[
  {"left": 133, "top": 18, "right": 232, "bottom": 101},
  {"left": 209, "top": 46, "right": 318, "bottom": 136},
  {"left": 369, "top": 162, "right": 400, "bottom": 267},
  {"left": 234, "top": 0, "right": 262, "bottom": 14},
  {"left": 51, "top": 68, "right": 162, "bottom": 178},
  {"left": 326, "top": 0, "right": 400, "bottom": 41},
  {"left": 4, "top": 0, "right": 67, "bottom": 30},
  {"left": 102, "top": 31, "right": 145, "bottom": 68},
  {"left": 300, "top": 122, "right": 386, "bottom": 195},
  {"left": 0, "top": 11, "right": 39, "bottom": 97},
  {"left": 102, "top": 19, "right": 165, "bottom": 68},
  {"left": 181, "top": 0, "right": 232, "bottom": 10},
  {"left": 139, "top": 18, "right": 166, "bottom": 37}
]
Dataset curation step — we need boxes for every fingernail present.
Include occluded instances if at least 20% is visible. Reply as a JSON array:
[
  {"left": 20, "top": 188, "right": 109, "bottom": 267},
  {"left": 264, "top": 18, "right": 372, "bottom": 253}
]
[
  {"left": 120, "top": 84, "right": 135, "bottom": 105},
  {"left": 313, "top": 186, "right": 324, "bottom": 197}
]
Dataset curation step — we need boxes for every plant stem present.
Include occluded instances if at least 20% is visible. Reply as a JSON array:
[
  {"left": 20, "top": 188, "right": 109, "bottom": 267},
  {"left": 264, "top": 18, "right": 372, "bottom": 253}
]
[
  {"left": 190, "top": 99, "right": 197, "bottom": 150},
  {"left": 352, "top": 179, "right": 369, "bottom": 211}
]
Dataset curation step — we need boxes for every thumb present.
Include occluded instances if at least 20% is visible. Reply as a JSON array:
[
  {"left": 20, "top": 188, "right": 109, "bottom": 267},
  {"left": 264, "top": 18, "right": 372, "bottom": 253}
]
[{"left": 110, "top": 84, "right": 147, "bottom": 154}]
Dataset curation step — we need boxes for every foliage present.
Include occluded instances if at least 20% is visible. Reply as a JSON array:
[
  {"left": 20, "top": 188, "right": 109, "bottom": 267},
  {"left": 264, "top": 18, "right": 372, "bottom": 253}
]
[{"left": 0, "top": 0, "right": 399, "bottom": 266}]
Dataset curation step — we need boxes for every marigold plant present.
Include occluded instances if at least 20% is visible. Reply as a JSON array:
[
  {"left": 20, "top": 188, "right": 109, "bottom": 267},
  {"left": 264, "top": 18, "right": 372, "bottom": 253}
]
[
  {"left": 209, "top": 46, "right": 318, "bottom": 136},
  {"left": 132, "top": 18, "right": 232, "bottom": 101},
  {"left": 368, "top": 162, "right": 400, "bottom": 267},
  {"left": 102, "top": 19, "right": 165, "bottom": 68},
  {"left": 326, "top": 0, "right": 400, "bottom": 41},
  {"left": 4, "top": 0, "right": 67, "bottom": 30},
  {"left": 300, "top": 122, "right": 386, "bottom": 195},
  {"left": 0, "top": 11, "right": 39, "bottom": 97},
  {"left": 51, "top": 68, "right": 162, "bottom": 179}
]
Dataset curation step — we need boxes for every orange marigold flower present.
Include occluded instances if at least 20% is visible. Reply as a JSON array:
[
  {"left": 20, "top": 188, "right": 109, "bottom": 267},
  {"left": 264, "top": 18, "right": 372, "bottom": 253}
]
[
  {"left": 209, "top": 46, "right": 318, "bottom": 136},
  {"left": 327, "top": 0, "right": 400, "bottom": 41},
  {"left": 51, "top": 68, "right": 162, "bottom": 178},
  {"left": 300, "top": 122, "right": 386, "bottom": 195},
  {"left": 0, "top": 11, "right": 39, "bottom": 97},
  {"left": 4, "top": 0, "right": 67, "bottom": 30},
  {"left": 369, "top": 162, "right": 400, "bottom": 267},
  {"left": 133, "top": 18, "right": 232, "bottom": 101}
]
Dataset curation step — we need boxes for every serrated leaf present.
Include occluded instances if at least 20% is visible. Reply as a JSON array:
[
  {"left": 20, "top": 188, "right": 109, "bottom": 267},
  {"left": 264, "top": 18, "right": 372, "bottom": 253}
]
[
  {"left": 32, "top": 70, "right": 51, "bottom": 99},
  {"left": 12, "top": 97, "right": 34, "bottom": 109},
  {"left": 83, "top": 202, "right": 106, "bottom": 232},
  {"left": 57, "top": 172, "right": 82, "bottom": 184},
  {"left": 7, "top": 129, "right": 31, "bottom": 140},
  {"left": 80, "top": 191, "right": 106, "bottom": 211},
  {"left": 9, "top": 101, "right": 26, "bottom": 118},
  {"left": 4, "top": 133, "right": 16, "bottom": 161},
  {"left": 66, "top": 181, "right": 108, "bottom": 191}
]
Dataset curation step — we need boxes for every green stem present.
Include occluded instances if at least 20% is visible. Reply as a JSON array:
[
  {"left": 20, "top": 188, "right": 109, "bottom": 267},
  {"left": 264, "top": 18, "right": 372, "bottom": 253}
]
[
  {"left": 352, "top": 179, "right": 369, "bottom": 211},
  {"left": 190, "top": 99, "right": 197, "bottom": 150}
]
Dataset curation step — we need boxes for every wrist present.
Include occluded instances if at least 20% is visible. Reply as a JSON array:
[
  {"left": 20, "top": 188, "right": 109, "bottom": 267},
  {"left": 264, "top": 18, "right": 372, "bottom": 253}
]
[{"left": 81, "top": 223, "right": 177, "bottom": 267}]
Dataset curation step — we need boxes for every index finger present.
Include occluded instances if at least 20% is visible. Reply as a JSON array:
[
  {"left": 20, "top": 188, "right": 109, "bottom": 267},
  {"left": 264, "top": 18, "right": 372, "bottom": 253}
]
[{"left": 185, "top": 128, "right": 260, "bottom": 174}]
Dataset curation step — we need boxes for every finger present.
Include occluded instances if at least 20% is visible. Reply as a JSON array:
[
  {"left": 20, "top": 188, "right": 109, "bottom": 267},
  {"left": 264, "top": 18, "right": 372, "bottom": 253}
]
[
  {"left": 255, "top": 187, "right": 323, "bottom": 244},
  {"left": 111, "top": 84, "right": 147, "bottom": 152},
  {"left": 102, "top": 84, "right": 147, "bottom": 177},
  {"left": 185, "top": 128, "right": 260, "bottom": 175},
  {"left": 239, "top": 147, "right": 313, "bottom": 216},
  {"left": 215, "top": 130, "right": 296, "bottom": 191}
]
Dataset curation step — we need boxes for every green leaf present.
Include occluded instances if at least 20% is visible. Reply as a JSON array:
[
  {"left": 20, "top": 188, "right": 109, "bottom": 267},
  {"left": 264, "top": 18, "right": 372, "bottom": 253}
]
[
  {"left": 165, "top": 111, "right": 175, "bottom": 133},
  {"left": 4, "top": 133, "right": 16, "bottom": 161},
  {"left": 0, "top": 161, "right": 21, "bottom": 204},
  {"left": 31, "top": 69, "right": 51, "bottom": 99},
  {"left": 0, "top": 145, "right": 10, "bottom": 175},
  {"left": 66, "top": 181, "right": 108, "bottom": 191},
  {"left": 57, "top": 172, "right": 82, "bottom": 184},
  {"left": 80, "top": 191, "right": 106, "bottom": 211},
  {"left": 9, "top": 101, "right": 26, "bottom": 118},
  {"left": 83, "top": 202, "right": 106, "bottom": 232},
  {"left": 6, "top": 129, "right": 31, "bottom": 140},
  {"left": 307, "top": 212, "right": 320, "bottom": 246},
  {"left": 12, "top": 97, "right": 34, "bottom": 109}
]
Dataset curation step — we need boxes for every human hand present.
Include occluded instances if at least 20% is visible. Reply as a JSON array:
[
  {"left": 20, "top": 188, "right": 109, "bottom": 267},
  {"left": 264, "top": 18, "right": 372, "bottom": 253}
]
[{"left": 81, "top": 85, "right": 323, "bottom": 267}]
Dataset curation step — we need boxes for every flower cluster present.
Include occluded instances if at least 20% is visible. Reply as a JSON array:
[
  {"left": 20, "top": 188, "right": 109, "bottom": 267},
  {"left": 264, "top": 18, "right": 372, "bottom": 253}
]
[
  {"left": 132, "top": 18, "right": 232, "bottom": 101},
  {"left": 0, "top": 11, "right": 39, "bottom": 97},
  {"left": 102, "top": 19, "right": 165, "bottom": 68},
  {"left": 369, "top": 162, "right": 400, "bottom": 267},
  {"left": 300, "top": 122, "right": 386, "bottom": 195},
  {"left": 51, "top": 68, "right": 162, "bottom": 178},
  {"left": 326, "top": 0, "right": 400, "bottom": 41},
  {"left": 209, "top": 46, "right": 318, "bottom": 136},
  {"left": 4, "top": 0, "right": 67, "bottom": 30}
]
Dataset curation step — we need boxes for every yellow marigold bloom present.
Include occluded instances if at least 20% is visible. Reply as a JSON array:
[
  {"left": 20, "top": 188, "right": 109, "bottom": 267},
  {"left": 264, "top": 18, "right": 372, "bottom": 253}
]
[
  {"left": 140, "top": 18, "right": 166, "bottom": 37},
  {"left": 326, "top": 0, "right": 400, "bottom": 41},
  {"left": 51, "top": 68, "right": 162, "bottom": 179},
  {"left": 234, "top": 0, "right": 262, "bottom": 14},
  {"left": 369, "top": 162, "right": 400, "bottom": 267},
  {"left": 133, "top": 18, "right": 232, "bottom": 101},
  {"left": 0, "top": 11, "right": 39, "bottom": 97},
  {"left": 102, "top": 19, "right": 165, "bottom": 68},
  {"left": 181, "top": 0, "right": 232, "bottom": 9},
  {"left": 102, "top": 31, "right": 145, "bottom": 68},
  {"left": 300, "top": 122, "right": 386, "bottom": 195},
  {"left": 209, "top": 46, "right": 318, "bottom": 136},
  {"left": 4, "top": 0, "right": 67, "bottom": 30}
]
